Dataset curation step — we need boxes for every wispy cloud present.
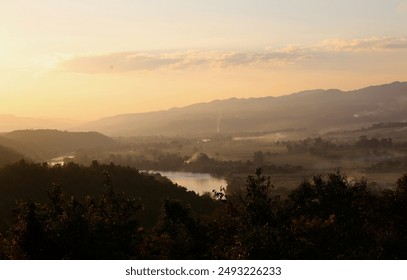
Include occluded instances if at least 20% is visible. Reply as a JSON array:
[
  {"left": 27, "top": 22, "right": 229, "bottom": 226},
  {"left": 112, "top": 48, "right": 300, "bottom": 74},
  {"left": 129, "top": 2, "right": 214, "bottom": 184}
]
[
  {"left": 316, "top": 37, "right": 407, "bottom": 52},
  {"left": 53, "top": 37, "right": 407, "bottom": 74},
  {"left": 58, "top": 52, "right": 183, "bottom": 73},
  {"left": 56, "top": 49, "right": 309, "bottom": 74}
]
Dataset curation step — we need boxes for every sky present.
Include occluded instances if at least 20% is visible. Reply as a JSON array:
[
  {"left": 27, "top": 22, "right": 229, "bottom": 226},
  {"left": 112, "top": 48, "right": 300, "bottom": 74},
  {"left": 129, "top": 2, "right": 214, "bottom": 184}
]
[{"left": 1, "top": 0, "right": 407, "bottom": 120}]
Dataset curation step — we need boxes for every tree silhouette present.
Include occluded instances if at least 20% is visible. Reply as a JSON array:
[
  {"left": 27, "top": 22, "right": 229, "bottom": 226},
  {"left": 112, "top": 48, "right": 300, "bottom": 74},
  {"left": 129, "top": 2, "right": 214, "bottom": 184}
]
[
  {"left": 2, "top": 165, "right": 407, "bottom": 260},
  {"left": 4, "top": 184, "right": 142, "bottom": 259}
]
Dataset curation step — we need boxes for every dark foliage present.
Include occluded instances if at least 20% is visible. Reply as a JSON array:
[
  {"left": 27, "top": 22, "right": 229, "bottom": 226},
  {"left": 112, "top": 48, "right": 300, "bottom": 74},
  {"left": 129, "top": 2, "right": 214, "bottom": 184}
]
[
  {"left": 1, "top": 163, "right": 407, "bottom": 260},
  {"left": 0, "top": 145, "right": 25, "bottom": 167},
  {"left": 0, "top": 160, "right": 216, "bottom": 230},
  {"left": 2, "top": 184, "right": 142, "bottom": 259}
]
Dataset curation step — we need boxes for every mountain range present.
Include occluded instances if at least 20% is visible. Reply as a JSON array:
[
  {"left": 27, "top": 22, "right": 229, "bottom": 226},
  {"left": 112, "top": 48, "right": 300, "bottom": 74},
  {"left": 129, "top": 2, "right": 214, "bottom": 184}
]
[
  {"left": 2, "top": 82, "right": 406, "bottom": 137},
  {"left": 77, "top": 81, "right": 407, "bottom": 137}
]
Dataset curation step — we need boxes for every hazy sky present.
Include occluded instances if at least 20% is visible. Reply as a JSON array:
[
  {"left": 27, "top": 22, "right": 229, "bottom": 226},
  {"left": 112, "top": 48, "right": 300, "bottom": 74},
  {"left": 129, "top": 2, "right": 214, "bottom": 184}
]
[{"left": 1, "top": 0, "right": 407, "bottom": 120}]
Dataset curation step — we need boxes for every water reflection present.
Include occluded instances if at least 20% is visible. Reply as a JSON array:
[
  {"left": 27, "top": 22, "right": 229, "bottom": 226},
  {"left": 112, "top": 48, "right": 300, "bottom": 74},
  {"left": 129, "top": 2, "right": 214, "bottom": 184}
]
[{"left": 146, "top": 171, "right": 227, "bottom": 195}]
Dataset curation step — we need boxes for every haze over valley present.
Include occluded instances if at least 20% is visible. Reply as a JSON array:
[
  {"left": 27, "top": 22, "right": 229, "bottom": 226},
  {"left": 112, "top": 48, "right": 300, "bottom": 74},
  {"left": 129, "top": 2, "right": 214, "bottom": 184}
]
[{"left": 0, "top": 81, "right": 406, "bottom": 193}]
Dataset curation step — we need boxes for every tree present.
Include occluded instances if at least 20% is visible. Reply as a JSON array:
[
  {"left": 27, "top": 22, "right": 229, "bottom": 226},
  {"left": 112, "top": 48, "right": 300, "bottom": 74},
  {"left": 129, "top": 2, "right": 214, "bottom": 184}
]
[
  {"left": 208, "top": 168, "right": 284, "bottom": 259},
  {"left": 242, "top": 168, "right": 274, "bottom": 226},
  {"left": 287, "top": 172, "right": 376, "bottom": 259},
  {"left": 253, "top": 151, "right": 265, "bottom": 166},
  {"left": 141, "top": 200, "right": 206, "bottom": 259},
  {"left": 4, "top": 184, "right": 142, "bottom": 259}
]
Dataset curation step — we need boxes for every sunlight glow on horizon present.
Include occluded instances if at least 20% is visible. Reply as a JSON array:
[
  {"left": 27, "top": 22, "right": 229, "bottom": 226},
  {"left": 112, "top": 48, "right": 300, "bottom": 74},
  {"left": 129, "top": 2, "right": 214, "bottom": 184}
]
[{"left": 1, "top": 0, "right": 407, "bottom": 121}]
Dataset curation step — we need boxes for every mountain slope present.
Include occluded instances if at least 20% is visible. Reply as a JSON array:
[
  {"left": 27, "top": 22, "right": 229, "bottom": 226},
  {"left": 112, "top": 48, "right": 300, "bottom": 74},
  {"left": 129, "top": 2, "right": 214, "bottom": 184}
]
[
  {"left": 79, "top": 81, "right": 407, "bottom": 137},
  {"left": 0, "top": 145, "right": 25, "bottom": 166},
  {"left": 0, "top": 130, "right": 116, "bottom": 161}
]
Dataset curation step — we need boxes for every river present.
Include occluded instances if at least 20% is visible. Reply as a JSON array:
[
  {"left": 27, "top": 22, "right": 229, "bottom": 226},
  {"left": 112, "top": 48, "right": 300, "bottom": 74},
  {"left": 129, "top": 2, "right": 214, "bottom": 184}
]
[{"left": 145, "top": 171, "right": 227, "bottom": 195}]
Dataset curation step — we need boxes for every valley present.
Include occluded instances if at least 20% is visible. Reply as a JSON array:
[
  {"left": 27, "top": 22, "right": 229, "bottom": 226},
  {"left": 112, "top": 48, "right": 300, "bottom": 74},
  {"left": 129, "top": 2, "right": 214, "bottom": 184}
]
[{"left": 0, "top": 81, "right": 406, "bottom": 260}]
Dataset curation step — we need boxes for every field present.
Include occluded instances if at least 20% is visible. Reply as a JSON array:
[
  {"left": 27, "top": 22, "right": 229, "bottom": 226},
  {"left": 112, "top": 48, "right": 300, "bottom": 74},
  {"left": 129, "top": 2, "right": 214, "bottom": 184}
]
[{"left": 70, "top": 123, "right": 407, "bottom": 196}]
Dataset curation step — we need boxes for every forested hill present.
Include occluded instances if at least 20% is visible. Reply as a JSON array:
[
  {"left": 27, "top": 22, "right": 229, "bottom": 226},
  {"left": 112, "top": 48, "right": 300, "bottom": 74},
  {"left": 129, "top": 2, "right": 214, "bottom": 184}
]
[
  {"left": 0, "top": 129, "right": 116, "bottom": 161},
  {"left": 0, "top": 145, "right": 25, "bottom": 166},
  {"left": 0, "top": 161, "right": 216, "bottom": 231},
  {"left": 1, "top": 163, "right": 407, "bottom": 259},
  {"left": 78, "top": 81, "right": 407, "bottom": 136}
]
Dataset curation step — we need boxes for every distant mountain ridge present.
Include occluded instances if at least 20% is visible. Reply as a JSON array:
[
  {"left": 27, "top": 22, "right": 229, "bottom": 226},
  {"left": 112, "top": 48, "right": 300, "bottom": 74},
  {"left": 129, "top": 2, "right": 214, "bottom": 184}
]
[
  {"left": 78, "top": 81, "right": 407, "bottom": 137},
  {"left": 0, "top": 114, "right": 83, "bottom": 132}
]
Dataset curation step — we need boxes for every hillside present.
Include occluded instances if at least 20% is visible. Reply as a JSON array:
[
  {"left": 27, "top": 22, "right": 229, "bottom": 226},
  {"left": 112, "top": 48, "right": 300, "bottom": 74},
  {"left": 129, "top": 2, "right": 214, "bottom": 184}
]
[
  {"left": 0, "top": 145, "right": 25, "bottom": 166},
  {"left": 0, "top": 130, "right": 116, "bottom": 161},
  {"left": 0, "top": 161, "right": 215, "bottom": 230},
  {"left": 78, "top": 81, "right": 407, "bottom": 137}
]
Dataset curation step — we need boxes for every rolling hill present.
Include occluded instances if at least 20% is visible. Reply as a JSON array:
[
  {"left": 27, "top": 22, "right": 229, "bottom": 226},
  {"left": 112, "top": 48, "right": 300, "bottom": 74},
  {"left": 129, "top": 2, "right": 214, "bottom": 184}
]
[
  {"left": 78, "top": 81, "right": 407, "bottom": 137},
  {"left": 0, "top": 145, "right": 25, "bottom": 166},
  {"left": 0, "top": 130, "right": 116, "bottom": 161}
]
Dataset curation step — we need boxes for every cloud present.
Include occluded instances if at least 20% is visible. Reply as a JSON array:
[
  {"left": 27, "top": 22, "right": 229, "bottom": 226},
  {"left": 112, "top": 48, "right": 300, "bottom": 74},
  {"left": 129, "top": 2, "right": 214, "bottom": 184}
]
[
  {"left": 55, "top": 49, "right": 310, "bottom": 74},
  {"left": 58, "top": 52, "right": 184, "bottom": 73},
  {"left": 315, "top": 37, "right": 407, "bottom": 52},
  {"left": 54, "top": 37, "right": 407, "bottom": 74}
]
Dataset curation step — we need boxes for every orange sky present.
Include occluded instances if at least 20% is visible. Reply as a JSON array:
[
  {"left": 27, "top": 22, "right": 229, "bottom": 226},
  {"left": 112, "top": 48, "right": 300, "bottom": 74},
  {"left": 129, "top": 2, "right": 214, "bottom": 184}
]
[{"left": 1, "top": 0, "right": 407, "bottom": 120}]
